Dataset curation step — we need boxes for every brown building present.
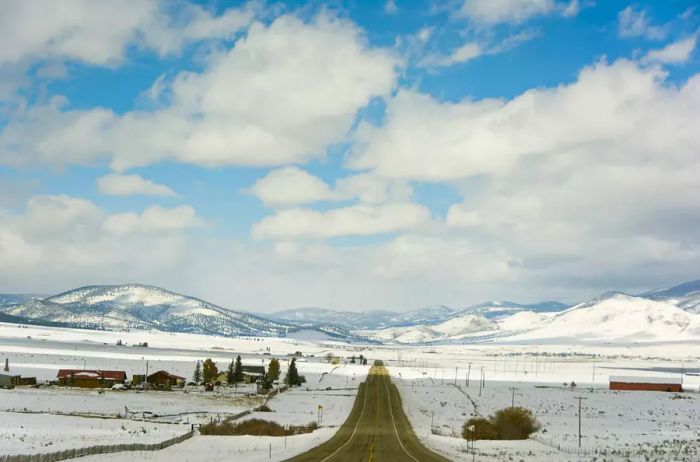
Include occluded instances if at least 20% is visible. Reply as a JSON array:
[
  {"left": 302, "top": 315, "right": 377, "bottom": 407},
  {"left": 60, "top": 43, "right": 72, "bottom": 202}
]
[
  {"left": 57, "top": 369, "right": 127, "bottom": 388},
  {"left": 609, "top": 376, "right": 682, "bottom": 392},
  {"left": 147, "top": 370, "right": 185, "bottom": 389}
]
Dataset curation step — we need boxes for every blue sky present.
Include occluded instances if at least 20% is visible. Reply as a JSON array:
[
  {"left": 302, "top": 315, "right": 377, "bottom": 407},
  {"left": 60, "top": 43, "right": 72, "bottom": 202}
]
[{"left": 0, "top": 0, "right": 699, "bottom": 312}]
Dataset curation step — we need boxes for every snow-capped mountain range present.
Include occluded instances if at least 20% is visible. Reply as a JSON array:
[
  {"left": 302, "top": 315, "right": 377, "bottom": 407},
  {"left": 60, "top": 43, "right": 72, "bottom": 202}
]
[
  {"left": 0, "top": 284, "right": 360, "bottom": 341},
  {"left": 1, "top": 279, "right": 700, "bottom": 344}
]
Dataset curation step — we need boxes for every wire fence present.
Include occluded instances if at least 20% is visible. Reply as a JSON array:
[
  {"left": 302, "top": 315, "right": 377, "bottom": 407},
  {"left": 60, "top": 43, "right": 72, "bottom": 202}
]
[{"left": 0, "top": 427, "right": 194, "bottom": 462}]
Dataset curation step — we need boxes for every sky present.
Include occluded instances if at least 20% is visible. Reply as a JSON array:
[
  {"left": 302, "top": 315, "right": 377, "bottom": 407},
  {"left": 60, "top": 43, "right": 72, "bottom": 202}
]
[{"left": 0, "top": 0, "right": 699, "bottom": 313}]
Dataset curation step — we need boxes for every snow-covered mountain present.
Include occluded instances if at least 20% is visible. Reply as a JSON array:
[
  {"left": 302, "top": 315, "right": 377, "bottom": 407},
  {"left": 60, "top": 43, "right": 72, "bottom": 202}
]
[
  {"left": 642, "top": 279, "right": 700, "bottom": 313},
  {"left": 3, "top": 278, "right": 700, "bottom": 344},
  {"left": 361, "top": 314, "right": 498, "bottom": 343},
  {"left": 509, "top": 292, "right": 697, "bottom": 342},
  {"left": 272, "top": 307, "right": 402, "bottom": 330},
  {"left": 360, "top": 285, "right": 700, "bottom": 344},
  {"left": 0, "top": 294, "right": 46, "bottom": 308},
  {"left": 0, "top": 284, "right": 327, "bottom": 338}
]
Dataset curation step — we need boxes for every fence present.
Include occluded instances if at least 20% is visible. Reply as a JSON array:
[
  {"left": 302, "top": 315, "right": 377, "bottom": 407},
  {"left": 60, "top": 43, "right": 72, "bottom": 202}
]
[{"left": 0, "top": 428, "right": 194, "bottom": 462}]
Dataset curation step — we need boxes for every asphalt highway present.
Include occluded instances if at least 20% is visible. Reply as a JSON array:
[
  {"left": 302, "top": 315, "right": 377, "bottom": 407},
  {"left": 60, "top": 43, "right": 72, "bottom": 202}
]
[{"left": 286, "top": 361, "right": 451, "bottom": 462}]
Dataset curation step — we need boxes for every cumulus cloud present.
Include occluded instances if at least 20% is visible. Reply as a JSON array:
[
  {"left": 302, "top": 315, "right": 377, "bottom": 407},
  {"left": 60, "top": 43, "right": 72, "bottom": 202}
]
[
  {"left": 350, "top": 59, "right": 700, "bottom": 181},
  {"left": 252, "top": 203, "right": 431, "bottom": 240},
  {"left": 618, "top": 6, "right": 668, "bottom": 40},
  {"left": 248, "top": 167, "right": 412, "bottom": 207},
  {"left": 457, "top": 0, "right": 576, "bottom": 25},
  {"left": 0, "top": 195, "right": 203, "bottom": 291},
  {"left": 97, "top": 173, "right": 177, "bottom": 197},
  {"left": 0, "top": 14, "right": 397, "bottom": 170},
  {"left": 0, "top": 0, "right": 254, "bottom": 66},
  {"left": 248, "top": 167, "right": 338, "bottom": 207},
  {"left": 103, "top": 205, "right": 203, "bottom": 236},
  {"left": 644, "top": 35, "right": 697, "bottom": 64}
]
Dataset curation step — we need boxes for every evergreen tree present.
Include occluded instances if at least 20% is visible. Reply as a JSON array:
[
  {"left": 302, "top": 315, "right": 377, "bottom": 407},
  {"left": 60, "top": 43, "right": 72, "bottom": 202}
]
[
  {"left": 266, "top": 358, "right": 280, "bottom": 382},
  {"left": 202, "top": 358, "right": 218, "bottom": 384},
  {"left": 362, "top": 357, "right": 368, "bottom": 366},
  {"left": 3, "top": 358, "right": 8, "bottom": 372},
  {"left": 285, "top": 358, "right": 300, "bottom": 386},
  {"left": 192, "top": 361, "right": 202, "bottom": 385},
  {"left": 226, "top": 359, "right": 235, "bottom": 384},
  {"left": 350, "top": 355, "right": 356, "bottom": 364},
  {"left": 233, "top": 355, "right": 244, "bottom": 383}
]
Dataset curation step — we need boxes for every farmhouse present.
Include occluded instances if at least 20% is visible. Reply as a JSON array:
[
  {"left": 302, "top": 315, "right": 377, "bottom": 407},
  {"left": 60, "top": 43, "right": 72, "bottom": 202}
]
[
  {"left": 57, "top": 369, "right": 127, "bottom": 388},
  {"left": 147, "top": 370, "right": 185, "bottom": 389},
  {"left": 609, "top": 376, "right": 682, "bottom": 392},
  {"left": 242, "top": 365, "right": 265, "bottom": 383}
]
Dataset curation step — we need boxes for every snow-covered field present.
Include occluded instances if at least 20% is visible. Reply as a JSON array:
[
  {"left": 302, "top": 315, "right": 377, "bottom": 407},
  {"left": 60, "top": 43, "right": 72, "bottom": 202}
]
[
  {"left": 3, "top": 322, "right": 700, "bottom": 461},
  {"left": 0, "top": 411, "right": 187, "bottom": 456}
]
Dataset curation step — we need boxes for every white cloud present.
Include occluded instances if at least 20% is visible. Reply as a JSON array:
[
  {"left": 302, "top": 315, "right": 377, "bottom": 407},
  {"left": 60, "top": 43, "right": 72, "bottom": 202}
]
[
  {"left": 384, "top": 0, "right": 399, "bottom": 14},
  {"left": 249, "top": 167, "right": 412, "bottom": 208},
  {"left": 618, "top": 6, "right": 668, "bottom": 40},
  {"left": 103, "top": 205, "right": 203, "bottom": 236},
  {"left": 457, "top": 0, "right": 574, "bottom": 25},
  {"left": 422, "top": 42, "right": 484, "bottom": 67},
  {"left": 252, "top": 203, "right": 431, "bottom": 240},
  {"left": 420, "top": 30, "right": 539, "bottom": 68},
  {"left": 248, "top": 167, "right": 338, "bottom": 207},
  {"left": 97, "top": 173, "right": 177, "bottom": 197},
  {"left": 0, "top": 14, "right": 397, "bottom": 170},
  {"left": 351, "top": 59, "right": 700, "bottom": 181},
  {"left": 644, "top": 35, "right": 697, "bottom": 64},
  {"left": 0, "top": 0, "right": 254, "bottom": 66}
]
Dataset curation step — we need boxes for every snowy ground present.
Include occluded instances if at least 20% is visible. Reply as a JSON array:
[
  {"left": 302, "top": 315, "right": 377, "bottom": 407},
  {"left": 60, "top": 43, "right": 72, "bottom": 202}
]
[
  {"left": 388, "top": 356, "right": 700, "bottom": 461},
  {"left": 3, "top": 323, "right": 700, "bottom": 461},
  {"left": 0, "top": 323, "right": 369, "bottom": 460},
  {"left": 0, "top": 411, "right": 187, "bottom": 456}
]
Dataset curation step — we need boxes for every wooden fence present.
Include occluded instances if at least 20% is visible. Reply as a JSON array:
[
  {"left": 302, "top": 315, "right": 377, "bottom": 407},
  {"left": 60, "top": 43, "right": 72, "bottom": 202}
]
[{"left": 0, "top": 428, "right": 194, "bottom": 462}]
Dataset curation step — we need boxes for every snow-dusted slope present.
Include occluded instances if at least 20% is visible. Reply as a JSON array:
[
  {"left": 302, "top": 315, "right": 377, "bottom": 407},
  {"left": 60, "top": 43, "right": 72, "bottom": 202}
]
[
  {"left": 362, "top": 314, "right": 497, "bottom": 343},
  {"left": 3, "top": 284, "right": 296, "bottom": 337},
  {"left": 643, "top": 279, "right": 700, "bottom": 313},
  {"left": 511, "top": 293, "right": 695, "bottom": 342}
]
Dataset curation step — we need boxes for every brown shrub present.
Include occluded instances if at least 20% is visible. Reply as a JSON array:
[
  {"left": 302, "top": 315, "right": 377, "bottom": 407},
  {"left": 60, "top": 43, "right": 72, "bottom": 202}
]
[
  {"left": 492, "top": 407, "right": 540, "bottom": 440},
  {"left": 462, "top": 417, "right": 498, "bottom": 440},
  {"left": 200, "top": 419, "right": 318, "bottom": 436}
]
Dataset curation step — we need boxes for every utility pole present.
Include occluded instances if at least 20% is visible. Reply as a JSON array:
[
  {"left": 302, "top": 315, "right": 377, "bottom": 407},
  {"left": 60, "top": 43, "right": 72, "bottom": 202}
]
[
  {"left": 454, "top": 367, "right": 457, "bottom": 386},
  {"left": 466, "top": 363, "right": 471, "bottom": 387},
  {"left": 574, "top": 396, "right": 587, "bottom": 448},
  {"left": 509, "top": 387, "right": 517, "bottom": 408}
]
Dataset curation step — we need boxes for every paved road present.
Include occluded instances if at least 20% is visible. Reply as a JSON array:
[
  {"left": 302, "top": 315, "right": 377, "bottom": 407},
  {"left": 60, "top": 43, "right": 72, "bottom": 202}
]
[{"left": 286, "top": 361, "right": 451, "bottom": 462}]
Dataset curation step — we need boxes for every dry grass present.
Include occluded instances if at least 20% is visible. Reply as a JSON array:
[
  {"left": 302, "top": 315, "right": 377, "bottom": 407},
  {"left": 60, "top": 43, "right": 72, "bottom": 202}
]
[{"left": 200, "top": 419, "right": 318, "bottom": 436}]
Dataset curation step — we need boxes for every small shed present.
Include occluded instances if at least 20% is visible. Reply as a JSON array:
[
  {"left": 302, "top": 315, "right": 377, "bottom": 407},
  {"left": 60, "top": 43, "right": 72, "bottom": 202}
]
[
  {"left": 609, "top": 376, "right": 682, "bottom": 392},
  {"left": 0, "top": 373, "right": 19, "bottom": 388}
]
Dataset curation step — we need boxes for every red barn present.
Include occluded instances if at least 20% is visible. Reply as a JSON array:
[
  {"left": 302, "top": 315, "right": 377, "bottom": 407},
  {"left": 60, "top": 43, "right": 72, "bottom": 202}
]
[
  {"left": 57, "top": 369, "right": 127, "bottom": 388},
  {"left": 609, "top": 376, "right": 682, "bottom": 392}
]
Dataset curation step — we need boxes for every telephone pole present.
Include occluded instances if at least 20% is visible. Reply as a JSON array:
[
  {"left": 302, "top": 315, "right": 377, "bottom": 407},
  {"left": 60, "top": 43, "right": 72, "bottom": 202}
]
[
  {"left": 574, "top": 396, "right": 587, "bottom": 448},
  {"left": 509, "top": 387, "right": 518, "bottom": 407}
]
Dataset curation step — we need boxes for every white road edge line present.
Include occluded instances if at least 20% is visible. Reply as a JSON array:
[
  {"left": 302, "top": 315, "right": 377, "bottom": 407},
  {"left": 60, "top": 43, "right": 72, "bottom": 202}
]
[
  {"left": 384, "top": 374, "right": 420, "bottom": 462},
  {"left": 320, "top": 377, "right": 370, "bottom": 462}
]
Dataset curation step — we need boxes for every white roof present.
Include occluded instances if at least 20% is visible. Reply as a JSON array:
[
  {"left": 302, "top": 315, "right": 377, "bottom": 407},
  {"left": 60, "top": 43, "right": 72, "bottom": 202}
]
[{"left": 609, "top": 375, "right": 682, "bottom": 385}]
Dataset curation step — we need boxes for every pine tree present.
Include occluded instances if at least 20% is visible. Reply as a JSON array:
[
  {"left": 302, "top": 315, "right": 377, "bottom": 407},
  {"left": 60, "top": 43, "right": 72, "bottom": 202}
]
[
  {"left": 267, "top": 358, "right": 280, "bottom": 382},
  {"left": 3, "top": 358, "right": 8, "bottom": 372},
  {"left": 285, "top": 358, "right": 300, "bottom": 386},
  {"left": 192, "top": 361, "right": 202, "bottom": 385},
  {"left": 202, "top": 358, "right": 218, "bottom": 384},
  {"left": 362, "top": 357, "right": 368, "bottom": 366},
  {"left": 226, "top": 359, "right": 235, "bottom": 384},
  {"left": 350, "top": 355, "right": 356, "bottom": 364},
  {"left": 233, "top": 355, "right": 244, "bottom": 383}
]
